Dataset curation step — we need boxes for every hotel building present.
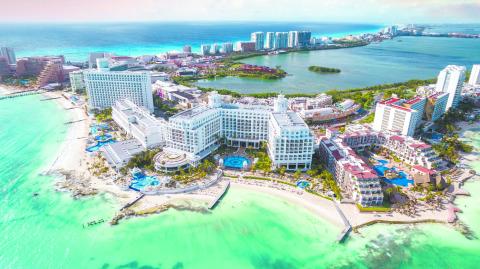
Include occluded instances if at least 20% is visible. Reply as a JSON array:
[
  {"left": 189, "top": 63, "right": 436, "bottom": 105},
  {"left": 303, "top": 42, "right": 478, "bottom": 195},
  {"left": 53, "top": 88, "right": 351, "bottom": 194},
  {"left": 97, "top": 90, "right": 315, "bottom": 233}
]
[
  {"left": 469, "top": 64, "right": 480, "bottom": 86},
  {"left": 236, "top": 41, "right": 256, "bottom": 53},
  {"left": 268, "top": 95, "right": 315, "bottom": 170},
  {"left": 424, "top": 92, "right": 449, "bottom": 122},
  {"left": 435, "top": 65, "right": 466, "bottom": 111},
  {"left": 0, "top": 57, "right": 11, "bottom": 77},
  {"left": 200, "top": 44, "right": 211, "bottom": 56},
  {"left": 265, "top": 32, "right": 275, "bottom": 50},
  {"left": 274, "top": 32, "right": 288, "bottom": 49},
  {"left": 0, "top": 47, "right": 16, "bottom": 65},
  {"left": 250, "top": 32, "right": 265, "bottom": 50},
  {"left": 113, "top": 92, "right": 314, "bottom": 172},
  {"left": 318, "top": 124, "right": 443, "bottom": 206},
  {"left": 84, "top": 59, "right": 154, "bottom": 112},
  {"left": 319, "top": 136, "right": 383, "bottom": 207},
  {"left": 69, "top": 70, "right": 85, "bottom": 93},
  {"left": 112, "top": 99, "right": 166, "bottom": 149},
  {"left": 297, "top": 31, "right": 312, "bottom": 47},
  {"left": 222, "top": 43, "right": 234, "bottom": 54},
  {"left": 340, "top": 125, "right": 442, "bottom": 170},
  {"left": 372, "top": 97, "right": 423, "bottom": 136},
  {"left": 211, "top": 44, "right": 222, "bottom": 55},
  {"left": 288, "top": 31, "right": 298, "bottom": 48}
]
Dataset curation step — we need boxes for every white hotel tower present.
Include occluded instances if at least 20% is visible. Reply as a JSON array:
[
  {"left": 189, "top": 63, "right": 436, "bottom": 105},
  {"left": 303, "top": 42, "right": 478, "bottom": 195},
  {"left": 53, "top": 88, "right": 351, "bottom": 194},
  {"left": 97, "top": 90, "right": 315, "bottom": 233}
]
[
  {"left": 435, "top": 65, "right": 466, "bottom": 111},
  {"left": 84, "top": 58, "right": 154, "bottom": 112}
]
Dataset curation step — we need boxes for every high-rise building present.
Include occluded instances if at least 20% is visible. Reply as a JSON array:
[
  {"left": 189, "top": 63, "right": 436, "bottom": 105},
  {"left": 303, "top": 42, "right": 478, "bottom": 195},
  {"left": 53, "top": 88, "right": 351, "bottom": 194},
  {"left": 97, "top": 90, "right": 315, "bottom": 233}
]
[
  {"left": 84, "top": 60, "right": 154, "bottom": 112},
  {"left": 88, "top": 52, "right": 109, "bottom": 69},
  {"left": 15, "top": 56, "right": 64, "bottom": 77},
  {"left": 425, "top": 92, "right": 449, "bottom": 122},
  {"left": 0, "top": 57, "right": 11, "bottom": 77},
  {"left": 468, "top": 64, "right": 480, "bottom": 86},
  {"left": 0, "top": 47, "right": 16, "bottom": 65},
  {"left": 211, "top": 44, "right": 221, "bottom": 55},
  {"left": 297, "top": 31, "right": 312, "bottom": 47},
  {"left": 250, "top": 32, "right": 265, "bottom": 50},
  {"left": 435, "top": 65, "right": 466, "bottom": 111},
  {"left": 274, "top": 32, "right": 288, "bottom": 49},
  {"left": 372, "top": 97, "right": 423, "bottom": 137},
  {"left": 200, "top": 44, "right": 211, "bottom": 56},
  {"left": 69, "top": 70, "right": 85, "bottom": 93},
  {"left": 288, "top": 31, "right": 299, "bottom": 48},
  {"left": 265, "top": 32, "right": 275, "bottom": 50},
  {"left": 221, "top": 43, "right": 234, "bottom": 54},
  {"left": 35, "top": 59, "right": 64, "bottom": 88},
  {"left": 235, "top": 41, "right": 256, "bottom": 53},
  {"left": 183, "top": 45, "right": 192, "bottom": 53}
]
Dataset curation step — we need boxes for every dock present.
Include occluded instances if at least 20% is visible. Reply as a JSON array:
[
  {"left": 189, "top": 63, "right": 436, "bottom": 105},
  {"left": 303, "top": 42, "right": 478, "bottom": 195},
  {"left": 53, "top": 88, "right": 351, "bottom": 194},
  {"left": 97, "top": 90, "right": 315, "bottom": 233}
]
[
  {"left": 121, "top": 194, "right": 145, "bottom": 210},
  {"left": 40, "top": 96, "right": 61, "bottom": 101},
  {"left": 0, "top": 90, "right": 44, "bottom": 101},
  {"left": 334, "top": 202, "right": 352, "bottom": 243},
  {"left": 208, "top": 181, "right": 230, "bottom": 209}
]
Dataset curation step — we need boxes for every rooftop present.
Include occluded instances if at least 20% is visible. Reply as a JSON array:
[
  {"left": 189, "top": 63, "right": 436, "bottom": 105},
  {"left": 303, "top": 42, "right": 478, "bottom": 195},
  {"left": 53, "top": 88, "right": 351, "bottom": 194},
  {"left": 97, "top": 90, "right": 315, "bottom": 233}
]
[{"left": 272, "top": 112, "right": 308, "bottom": 129}]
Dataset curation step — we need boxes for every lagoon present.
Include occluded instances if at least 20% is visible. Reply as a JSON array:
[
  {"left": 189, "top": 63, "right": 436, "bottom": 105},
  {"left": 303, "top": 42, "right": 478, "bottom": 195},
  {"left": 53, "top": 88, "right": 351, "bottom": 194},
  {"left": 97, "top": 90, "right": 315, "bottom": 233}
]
[{"left": 196, "top": 36, "right": 480, "bottom": 94}]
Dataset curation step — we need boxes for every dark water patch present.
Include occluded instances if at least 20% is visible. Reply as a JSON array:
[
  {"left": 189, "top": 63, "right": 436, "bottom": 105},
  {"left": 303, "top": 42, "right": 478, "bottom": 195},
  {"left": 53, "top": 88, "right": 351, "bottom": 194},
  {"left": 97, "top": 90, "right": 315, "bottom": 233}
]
[
  {"left": 112, "top": 261, "right": 163, "bottom": 269},
  {"left": 250, "top": 255, "right": 297, "bottom": 269}
]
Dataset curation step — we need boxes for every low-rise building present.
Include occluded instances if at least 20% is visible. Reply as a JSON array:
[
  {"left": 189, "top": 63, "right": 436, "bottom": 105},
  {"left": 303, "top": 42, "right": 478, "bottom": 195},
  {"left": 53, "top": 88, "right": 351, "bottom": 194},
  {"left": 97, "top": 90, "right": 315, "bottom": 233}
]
[
  {"left": 318, "top": 136, "right": 383, "bottom": 206},
  {"left": 112, "top": 99, "right": 166, "bottom": 149},
  {"left": 100, "top": 139, "right": 144, "bottom": 170}
]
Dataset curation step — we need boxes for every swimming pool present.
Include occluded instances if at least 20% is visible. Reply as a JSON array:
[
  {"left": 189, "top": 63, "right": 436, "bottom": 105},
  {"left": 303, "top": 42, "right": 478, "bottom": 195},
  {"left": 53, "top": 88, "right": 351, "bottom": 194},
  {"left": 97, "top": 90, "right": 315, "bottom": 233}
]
[
  {"left": 130, "top": 173, "right": 160, "bottom": 191},
  {"left": 85, "top": 139, "right": 116, "bottom": 152},
  {"left": 223, "top": 156, "right": 250, "bottom": 169},
  {"left": 296, "top": 180, "right": 310, "bottom": 189},
  {"left": 95, "top": 134, "right": 113, "bottom": 142},
  {"left": 373, "top": 159, "right": 413, "bottom": 187},
  {"left": 90, "top": 124, "right": 110, "bottom": 134}
]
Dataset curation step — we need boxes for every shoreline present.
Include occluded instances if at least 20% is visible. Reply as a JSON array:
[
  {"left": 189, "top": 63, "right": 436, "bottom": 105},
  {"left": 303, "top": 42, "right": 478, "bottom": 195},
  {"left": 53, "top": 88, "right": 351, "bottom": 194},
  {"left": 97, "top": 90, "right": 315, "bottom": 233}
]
[
  {"left": 3, "top": 85, "right": 479, "bottom": 235},
  {"left": 230, "top": 180, "right": 345, "bottom": 227}
]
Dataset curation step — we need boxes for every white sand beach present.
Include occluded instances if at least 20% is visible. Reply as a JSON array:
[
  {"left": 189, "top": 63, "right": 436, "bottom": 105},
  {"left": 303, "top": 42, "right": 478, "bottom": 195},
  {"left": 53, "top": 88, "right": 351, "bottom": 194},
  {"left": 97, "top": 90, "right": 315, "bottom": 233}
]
[{"left": 230, "top": 180, "right": 345, "bottom": 227}]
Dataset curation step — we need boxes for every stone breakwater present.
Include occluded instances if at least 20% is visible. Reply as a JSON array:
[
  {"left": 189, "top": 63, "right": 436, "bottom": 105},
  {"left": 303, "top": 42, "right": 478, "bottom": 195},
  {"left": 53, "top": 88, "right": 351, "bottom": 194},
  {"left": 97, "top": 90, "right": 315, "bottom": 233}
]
[{"left": 50, "top": 169, "right": 99, "bottom": 198}]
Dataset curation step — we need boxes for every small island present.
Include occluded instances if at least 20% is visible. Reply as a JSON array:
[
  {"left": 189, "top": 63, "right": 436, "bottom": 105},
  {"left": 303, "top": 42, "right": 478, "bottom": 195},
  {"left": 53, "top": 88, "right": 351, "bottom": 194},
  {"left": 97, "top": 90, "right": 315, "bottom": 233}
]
[{"left": 308, "top": 66, "right": 341, "bottom": 74}]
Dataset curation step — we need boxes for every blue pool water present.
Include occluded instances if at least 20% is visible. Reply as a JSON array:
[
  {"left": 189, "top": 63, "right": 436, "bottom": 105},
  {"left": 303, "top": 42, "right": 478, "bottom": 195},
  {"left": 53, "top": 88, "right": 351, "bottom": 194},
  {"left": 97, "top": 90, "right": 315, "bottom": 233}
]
[
  {"left": 85, "top": 140, "right": 116, "bottom": 152},
  {"left": 373, "top": 159, "right": 414, "bottom": 187},
  {"left": 296, "top": 180, "right": 310, "bottom": 189},
  {"left": 130, "top": 174, "right": 160, "bottom": 191},
  {"left": 95, "top": 134, "right": 113, "bottom": 142},
  {"left": 90, "top": 124, "right": 110, "bottom": 134},
  {"left": 223, "top": 156, "right": 250, "bottom": 169}
]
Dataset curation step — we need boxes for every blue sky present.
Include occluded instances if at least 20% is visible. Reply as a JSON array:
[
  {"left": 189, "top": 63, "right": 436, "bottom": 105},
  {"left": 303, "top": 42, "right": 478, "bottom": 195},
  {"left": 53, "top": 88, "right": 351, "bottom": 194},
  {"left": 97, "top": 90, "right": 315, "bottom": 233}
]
[{"left": 2, "top": 0, "right": 480, "bottom": 23}]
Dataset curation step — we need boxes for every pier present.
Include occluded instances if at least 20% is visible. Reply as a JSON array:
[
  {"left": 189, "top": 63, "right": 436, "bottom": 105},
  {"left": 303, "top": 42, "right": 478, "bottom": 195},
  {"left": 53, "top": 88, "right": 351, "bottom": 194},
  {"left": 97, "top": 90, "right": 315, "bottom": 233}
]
[
  {"left": 121, "top": 194, "right": 145, "bottom": 210},
  {"left": 208, "top": 181, "right": 230, "bottom": 209},
  {"left": 40, "top": 96, "right": 61, "bottom": 101},
  {"left": 0, "top": 90, "right": 44, "bottom": 101},
  {"left": 334, "top": 202, "right": 352, "bottom": 243}
]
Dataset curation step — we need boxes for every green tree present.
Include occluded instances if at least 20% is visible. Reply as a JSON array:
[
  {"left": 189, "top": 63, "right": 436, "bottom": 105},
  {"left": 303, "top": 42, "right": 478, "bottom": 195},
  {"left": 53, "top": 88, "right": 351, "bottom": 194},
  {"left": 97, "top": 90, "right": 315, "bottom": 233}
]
[{"left": 293, "top": 169, "right": 302, "bottom": 180}]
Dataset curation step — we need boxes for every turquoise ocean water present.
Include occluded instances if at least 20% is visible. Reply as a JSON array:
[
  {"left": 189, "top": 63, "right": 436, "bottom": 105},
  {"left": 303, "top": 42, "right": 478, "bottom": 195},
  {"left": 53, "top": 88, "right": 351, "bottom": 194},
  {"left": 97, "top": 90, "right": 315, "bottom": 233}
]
[
  {"left": 1, "top": 94, "right": 480, "bottom": 268},
  {"left": 0, "top": 22, "right": 382, "bottom": 62}
]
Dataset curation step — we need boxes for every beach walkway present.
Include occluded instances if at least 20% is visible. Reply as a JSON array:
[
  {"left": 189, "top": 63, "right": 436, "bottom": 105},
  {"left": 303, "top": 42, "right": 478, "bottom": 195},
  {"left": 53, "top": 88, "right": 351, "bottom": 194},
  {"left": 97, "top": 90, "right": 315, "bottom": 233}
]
[
  {"left": 334, "top": 202, "right": 352, "bottom": 243},
  {"left": 0, "top": 90, "right": 45, "bottom": 100},
  {"left": 208, "top": 181, "right": 230, "bottom": 209}
]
